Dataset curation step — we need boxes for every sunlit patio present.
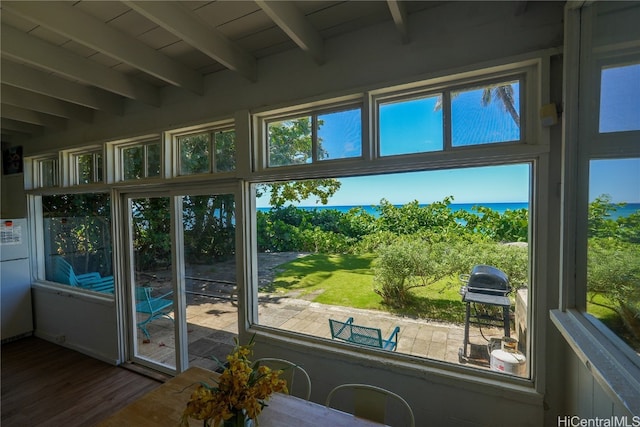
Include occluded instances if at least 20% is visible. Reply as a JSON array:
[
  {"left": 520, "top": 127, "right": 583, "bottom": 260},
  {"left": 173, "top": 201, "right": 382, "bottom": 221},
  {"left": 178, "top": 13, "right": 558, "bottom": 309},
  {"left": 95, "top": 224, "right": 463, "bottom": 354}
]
[{"left": 137, "top": 290, "right": 512, "bottom": 374}]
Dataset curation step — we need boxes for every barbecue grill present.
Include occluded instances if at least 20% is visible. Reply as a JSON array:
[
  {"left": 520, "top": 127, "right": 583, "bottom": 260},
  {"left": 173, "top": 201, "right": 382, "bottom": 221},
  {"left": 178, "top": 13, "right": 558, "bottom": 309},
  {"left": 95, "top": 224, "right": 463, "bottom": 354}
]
[{"left": 458, "top": 265, "right": 512, "bottom": 364}]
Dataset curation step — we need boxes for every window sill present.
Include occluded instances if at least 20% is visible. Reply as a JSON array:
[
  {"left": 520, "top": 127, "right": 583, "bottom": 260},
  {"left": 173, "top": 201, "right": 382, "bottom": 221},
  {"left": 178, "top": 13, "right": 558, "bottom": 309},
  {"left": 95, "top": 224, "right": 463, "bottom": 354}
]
[
  {"left": 32, "top": 281, "right": 115, "bottom": 304},
  {"left": 249, "top": 326, "right": 542, "bottom": 407},
  {"left": 550, "top": 309, "right": 640, "bottom": 415}
]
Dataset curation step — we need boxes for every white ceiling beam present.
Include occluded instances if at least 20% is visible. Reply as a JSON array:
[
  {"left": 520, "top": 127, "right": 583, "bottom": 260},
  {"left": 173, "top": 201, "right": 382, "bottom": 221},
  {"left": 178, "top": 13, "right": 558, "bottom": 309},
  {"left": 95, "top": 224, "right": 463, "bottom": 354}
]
[
  {"left": 125, "top": 1, "right": 257, "bottom": 82},
  {"left": 1, "top": 118, "right": 43, "bottom": 136},
  {"left": 1, "top": 26, "right": 160, "bottom": 107},
  {"left": 1, "top": 60, "right": 123, "bottom": 115},
  {"left": 2, "top": 1, "right": 203, "bottom": 95},
  {"left": 1, "top": 104, "right": 67, "bottom": 130},
  {"left": 1, "top": 84, "right": 94, "bottom": 123},
  {"left": 255, "top": 0, "right": 324, "bottom": 65},
  {"left": 387, "top": 0, "right": 409, "bottom": 44}
]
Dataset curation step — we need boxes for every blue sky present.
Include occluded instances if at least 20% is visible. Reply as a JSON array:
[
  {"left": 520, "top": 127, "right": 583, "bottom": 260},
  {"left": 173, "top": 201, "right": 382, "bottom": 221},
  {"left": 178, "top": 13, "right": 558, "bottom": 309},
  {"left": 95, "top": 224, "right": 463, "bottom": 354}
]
[
  {"left": 599, "top": 63, "right": 640, "bottom": 133},
  {"left": 590, "top": 158, "right": 640, "bottom": 203},
  {"left": 295, "top": 165, "right": 531, "bottom": 207},
  {"left": 591, "top": 63, "right": 640, "bottom": 203},
  {"left": 259, "top": 68, "right": 639, "bottom": 207}
]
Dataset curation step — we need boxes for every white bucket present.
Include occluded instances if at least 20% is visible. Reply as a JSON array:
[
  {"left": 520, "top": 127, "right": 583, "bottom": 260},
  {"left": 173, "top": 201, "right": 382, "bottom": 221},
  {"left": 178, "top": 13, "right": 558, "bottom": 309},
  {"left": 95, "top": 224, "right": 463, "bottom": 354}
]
[{"left": 490, "top": 349, "right": 526, "bottom": 376}]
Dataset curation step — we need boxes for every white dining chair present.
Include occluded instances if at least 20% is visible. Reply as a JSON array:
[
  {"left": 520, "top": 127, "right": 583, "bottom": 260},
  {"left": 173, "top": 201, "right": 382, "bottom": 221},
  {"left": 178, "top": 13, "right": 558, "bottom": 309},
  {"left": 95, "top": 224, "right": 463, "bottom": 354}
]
[
  {"left": 325, "top": 383, "right": 415, "bottom": 427},
  {"left": 254, "top": 357, "right": 312, "bottom": 400}
]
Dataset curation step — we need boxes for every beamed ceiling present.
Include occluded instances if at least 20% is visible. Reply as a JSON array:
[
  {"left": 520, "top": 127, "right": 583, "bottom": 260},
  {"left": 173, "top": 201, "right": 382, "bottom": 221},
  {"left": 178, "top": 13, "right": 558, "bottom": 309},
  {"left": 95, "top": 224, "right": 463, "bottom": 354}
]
[{"left": 0, "top": 1, "right": 531, "bottom": 143}]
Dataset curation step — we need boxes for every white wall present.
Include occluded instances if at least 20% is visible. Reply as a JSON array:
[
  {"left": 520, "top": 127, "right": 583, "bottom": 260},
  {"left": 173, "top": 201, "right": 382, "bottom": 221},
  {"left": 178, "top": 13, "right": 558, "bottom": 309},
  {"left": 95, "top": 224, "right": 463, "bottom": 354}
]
[
  {"left": 253, "top": 336, "right": 545, "bottom": 426},
  {"left": 31, "top": 284, "right": 119, "bottom": 364},
  {"left": 566, "top": 349, "right": 636, "bottom": 419},
  {"left": 15, "top": 2, "right": 584, "bottom": 425}
]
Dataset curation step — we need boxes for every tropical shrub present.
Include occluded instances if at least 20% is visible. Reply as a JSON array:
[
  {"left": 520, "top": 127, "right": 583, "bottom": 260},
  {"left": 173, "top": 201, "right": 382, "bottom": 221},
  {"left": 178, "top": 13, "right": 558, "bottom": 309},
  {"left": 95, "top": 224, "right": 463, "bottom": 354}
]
[
  {"left": 256, "top": 211, "right": 304, "bottom": 252},
  {"left": 375, "top": 197, "right": 466, "bottom": 236},
  {"left": 448, "top": 241, "right": 529, "bottom": 288},
  {"left": 588, "top": 238, "right": 640, "bottom": 342},
  {"left": 298, "top": 228, "right": 354, "bottom": 253},
  {"left": 354, "top": 230, "right": 401, "bottom": 253},
  {"left": 458, "top": 206, "right": 529, "bottom": 242},
  {"left": 372, "top": 238, "right": 451, "bottom": 308}
]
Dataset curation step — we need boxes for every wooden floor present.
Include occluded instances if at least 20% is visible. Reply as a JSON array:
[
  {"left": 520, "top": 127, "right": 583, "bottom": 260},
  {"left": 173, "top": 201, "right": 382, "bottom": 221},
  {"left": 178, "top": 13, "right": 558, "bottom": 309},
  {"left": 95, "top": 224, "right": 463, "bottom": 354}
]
[{"left": 1, "top": 337, "right": 162, "bottom": 427}]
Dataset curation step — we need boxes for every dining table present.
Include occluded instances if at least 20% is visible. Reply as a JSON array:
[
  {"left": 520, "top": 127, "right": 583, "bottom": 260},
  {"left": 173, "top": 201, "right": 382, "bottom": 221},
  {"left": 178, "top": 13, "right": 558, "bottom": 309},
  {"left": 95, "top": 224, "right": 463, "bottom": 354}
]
[{"left": 96, "top": 366, "right": 386, "bottom": 426}]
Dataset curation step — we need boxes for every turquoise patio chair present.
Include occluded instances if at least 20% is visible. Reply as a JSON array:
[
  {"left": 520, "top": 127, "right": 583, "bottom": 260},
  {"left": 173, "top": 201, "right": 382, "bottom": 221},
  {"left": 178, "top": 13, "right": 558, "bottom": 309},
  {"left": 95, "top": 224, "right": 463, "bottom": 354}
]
[
  {"left": 135, "top": 286, "right": 174, "bottom": 340},
  {"left": 53, "top": 257, "right": 114, "bottom": 293}
]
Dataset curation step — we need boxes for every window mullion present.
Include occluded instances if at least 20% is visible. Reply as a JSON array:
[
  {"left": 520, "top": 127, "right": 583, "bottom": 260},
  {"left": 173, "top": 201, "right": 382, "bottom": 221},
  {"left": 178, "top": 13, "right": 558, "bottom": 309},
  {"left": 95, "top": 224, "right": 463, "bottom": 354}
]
[
  {"left": 143, "top": 144, "right": 149, "bottom": 179},
  {"left": 311, "top": 115, "right": 318, "bottom": 163},
  {"left": 210, "top": 132, "right": 216, "bottom": 173},
  {"left": 94, "top": 153, "right": 100, "bottom": 183},
  {"left": 442, "top": 91, "right": 452, "bottom": 151}
]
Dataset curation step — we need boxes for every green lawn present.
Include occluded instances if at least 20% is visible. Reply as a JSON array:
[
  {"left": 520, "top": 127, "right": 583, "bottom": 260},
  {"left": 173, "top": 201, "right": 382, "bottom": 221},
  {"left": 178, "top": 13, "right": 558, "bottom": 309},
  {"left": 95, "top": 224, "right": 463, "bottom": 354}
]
[
  {"left": 269, "top": 253, "right": 469, "bottom": 323},
  {"left": 270, "top": 253, "right": 637, "bottom": 333},
  {"left": 587, "top": 293, "right": 619, "bottom": 323}
]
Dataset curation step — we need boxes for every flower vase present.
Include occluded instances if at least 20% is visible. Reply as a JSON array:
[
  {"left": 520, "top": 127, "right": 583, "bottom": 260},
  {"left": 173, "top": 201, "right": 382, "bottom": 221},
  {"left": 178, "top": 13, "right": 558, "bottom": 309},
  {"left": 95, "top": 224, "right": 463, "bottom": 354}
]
[{"left": 220, "top": 412, "right": 253, "bottom": 427}]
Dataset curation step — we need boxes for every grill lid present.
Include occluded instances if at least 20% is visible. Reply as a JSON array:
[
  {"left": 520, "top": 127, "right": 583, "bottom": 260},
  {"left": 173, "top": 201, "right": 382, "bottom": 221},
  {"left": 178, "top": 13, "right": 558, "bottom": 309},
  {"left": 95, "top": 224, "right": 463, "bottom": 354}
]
[{"left": 466, "top": 265, "right": 510, "bottom": 295}]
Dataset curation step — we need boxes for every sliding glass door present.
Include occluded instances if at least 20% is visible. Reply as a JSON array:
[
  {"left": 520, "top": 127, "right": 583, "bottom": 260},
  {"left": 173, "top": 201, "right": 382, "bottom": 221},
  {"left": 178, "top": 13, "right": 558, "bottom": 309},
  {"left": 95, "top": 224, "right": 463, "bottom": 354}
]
[
  {"left": 181, "top": 194, "right": 238, "bottom": 371},
  {"left": 124, "top": 191, "right": 237, "bottom": 374},
  {"left": 127, "top": 195, "right": 179, "bottom": 371}
]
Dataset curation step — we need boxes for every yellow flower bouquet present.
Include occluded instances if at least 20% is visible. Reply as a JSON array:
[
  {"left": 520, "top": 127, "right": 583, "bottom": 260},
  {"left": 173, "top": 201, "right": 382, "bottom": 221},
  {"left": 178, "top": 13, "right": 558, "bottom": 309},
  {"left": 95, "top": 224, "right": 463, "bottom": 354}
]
[{"left": 180, "top": 338, "right": 287, "bottom": 427}]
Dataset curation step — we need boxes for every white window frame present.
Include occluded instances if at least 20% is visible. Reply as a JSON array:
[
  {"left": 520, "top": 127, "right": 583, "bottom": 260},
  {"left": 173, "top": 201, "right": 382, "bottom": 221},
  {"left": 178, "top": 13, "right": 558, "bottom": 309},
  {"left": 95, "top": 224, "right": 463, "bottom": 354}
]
[
  {"left": 64, "top": 146, "right": 104, "bottom": 186},
  {"left": 248, "top": 57, "right": 550, "bottom": 388},
  {"left": 552, "top": 2, "right": 640, "bottom": 415},
  {"left": 374, "top": 73, "right": 527, "bottom": 157},
  {"left": 169, "top": 121, "right": 237, "bottom": 178},
  {"left": 24, "top": 154, "right": 60, "bottom": 190},
  {"left": 262, "top": 102, "right": 365, "bottom": 168},
  {"left": 255, "top": 96, "right": 366, "bottom": 173},
  {"left": 28, "top": 190, "right": 115, "bottom": 297},
  {"left": 108, "top": 135, "right": 163, "bottom": 183}
]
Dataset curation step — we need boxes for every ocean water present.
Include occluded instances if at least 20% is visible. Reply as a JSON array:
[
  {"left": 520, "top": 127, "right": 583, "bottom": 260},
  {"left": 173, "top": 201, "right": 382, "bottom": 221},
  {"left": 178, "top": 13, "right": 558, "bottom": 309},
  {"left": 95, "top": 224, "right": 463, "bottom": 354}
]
[{"left": 258, "top": 202, "right": 640, "bottom": 219}]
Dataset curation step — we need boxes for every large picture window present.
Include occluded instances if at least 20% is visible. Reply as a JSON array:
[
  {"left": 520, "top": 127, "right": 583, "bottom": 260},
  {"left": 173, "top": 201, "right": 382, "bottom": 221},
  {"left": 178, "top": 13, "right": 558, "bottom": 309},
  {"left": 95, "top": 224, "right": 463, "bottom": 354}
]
[
  {"left": 42, "top": 193, "right": 114, "bottom": 295},
  {"left": 253, "top": 163, "right": 532, "bottom": 378}
]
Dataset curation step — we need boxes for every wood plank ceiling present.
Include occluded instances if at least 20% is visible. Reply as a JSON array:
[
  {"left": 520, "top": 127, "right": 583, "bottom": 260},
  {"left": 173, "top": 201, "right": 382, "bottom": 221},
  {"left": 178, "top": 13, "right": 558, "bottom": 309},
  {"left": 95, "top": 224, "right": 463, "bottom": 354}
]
[
  {"left": 0, "top": 0, "right": 437, "bottom": 141},
  {"left": 0, "top": 1, "right": 527, "bottom": 143}
]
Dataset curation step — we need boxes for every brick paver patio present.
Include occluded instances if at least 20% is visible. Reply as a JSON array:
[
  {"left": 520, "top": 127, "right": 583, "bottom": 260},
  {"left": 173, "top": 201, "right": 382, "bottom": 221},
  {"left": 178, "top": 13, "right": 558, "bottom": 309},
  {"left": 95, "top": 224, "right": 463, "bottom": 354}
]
[{"left": 138, "top": 292, "right": 506, "bottom": 372}]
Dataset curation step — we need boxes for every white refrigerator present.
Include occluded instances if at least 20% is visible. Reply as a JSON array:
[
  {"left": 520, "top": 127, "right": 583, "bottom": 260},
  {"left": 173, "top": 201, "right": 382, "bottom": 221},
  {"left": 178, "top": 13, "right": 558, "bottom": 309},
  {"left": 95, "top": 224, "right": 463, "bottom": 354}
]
[{"left": 1, "top": 218, "right": 33, "bottom": 341}]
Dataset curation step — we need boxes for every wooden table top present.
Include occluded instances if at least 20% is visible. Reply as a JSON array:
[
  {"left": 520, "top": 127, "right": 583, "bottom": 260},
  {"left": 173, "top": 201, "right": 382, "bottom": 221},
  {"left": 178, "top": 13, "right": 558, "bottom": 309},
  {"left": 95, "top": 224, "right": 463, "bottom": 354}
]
[{"left": 97, "top": 366, "right": 386, "bottom": 427}]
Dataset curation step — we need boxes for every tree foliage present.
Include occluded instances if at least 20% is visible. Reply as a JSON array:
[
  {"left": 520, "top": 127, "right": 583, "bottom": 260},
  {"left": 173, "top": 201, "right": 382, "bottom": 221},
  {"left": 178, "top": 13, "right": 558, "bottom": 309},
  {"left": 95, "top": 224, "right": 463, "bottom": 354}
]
[
  {"left": 130, "top": 195, "right": 237, "bottom": 270},
  {"left": 257, "top": 196, "right": 530, "bottom": 254},
  {"left": 257, "top": 179, "right": 342, "bottom": 209},
  {"left": 182, "top": 194, "right": 235, "bottom": 262},
  {"left": 372, "top": 238, "right": 452, "bottom": 308},
  {"left": 435, "top": 83, "right": 520, "bottom": 127},
  {"left": 586, "top": 194, "right": 640, "bottom": 344},
  {"left": 259, "top": 116, "right": 342, "bottom": 208},
  {"left": 43, "top": 193, "right": 113, "bottom": 276}
]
